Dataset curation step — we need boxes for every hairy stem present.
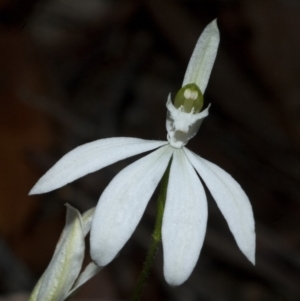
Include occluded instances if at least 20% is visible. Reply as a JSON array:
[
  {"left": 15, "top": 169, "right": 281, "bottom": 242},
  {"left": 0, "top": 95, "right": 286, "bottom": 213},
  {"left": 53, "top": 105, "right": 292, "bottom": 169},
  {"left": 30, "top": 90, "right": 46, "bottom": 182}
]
[{"left": 130, "top": 161, "right": 171, "bottom": 301}]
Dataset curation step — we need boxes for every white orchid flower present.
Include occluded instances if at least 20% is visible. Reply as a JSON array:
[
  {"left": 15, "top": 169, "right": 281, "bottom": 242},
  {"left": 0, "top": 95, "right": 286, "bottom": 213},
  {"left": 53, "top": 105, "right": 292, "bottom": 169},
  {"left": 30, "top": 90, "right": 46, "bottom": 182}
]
[
  {"left": 28, "top": 205, "right": 102, "bottom": 301},
  {"left": 29, "top": 20, "right": 255, "bottom": 286}
]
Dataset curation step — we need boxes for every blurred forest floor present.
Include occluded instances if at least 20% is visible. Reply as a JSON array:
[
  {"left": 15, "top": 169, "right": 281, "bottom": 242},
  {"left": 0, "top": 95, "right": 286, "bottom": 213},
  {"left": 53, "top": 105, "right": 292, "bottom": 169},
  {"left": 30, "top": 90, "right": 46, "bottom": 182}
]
[{"left": 0, "top": 0, "right": 300, "bottom": 300}]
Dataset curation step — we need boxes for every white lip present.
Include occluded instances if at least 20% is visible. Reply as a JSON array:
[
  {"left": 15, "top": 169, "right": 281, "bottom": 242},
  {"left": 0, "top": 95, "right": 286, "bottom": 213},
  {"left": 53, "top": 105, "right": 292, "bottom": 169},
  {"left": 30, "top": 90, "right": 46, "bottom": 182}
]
[{"left": 166, "top": 95, "right": 210, "bottom": 148}]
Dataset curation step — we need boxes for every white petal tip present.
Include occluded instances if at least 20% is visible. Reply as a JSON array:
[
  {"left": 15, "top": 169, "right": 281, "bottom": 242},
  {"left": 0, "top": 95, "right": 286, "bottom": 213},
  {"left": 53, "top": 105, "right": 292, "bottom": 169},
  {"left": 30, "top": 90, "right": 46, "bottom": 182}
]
[
  {"left": 205, "top": 19, "right": 219, "bottom": 39},
  {"left": 91, "top": 259, "right": 106, "bottom": 268},
  {"left": 90, "top": 250, "right": 113, "bottom": 268},
  {"left": 90, "top": 235, "right": 120, "bottom": 267},
  {"left": 206, "top": 19, "right": 220, "bottom": 44},
  {"left": 28, "top": 182, "right": 48, "bottom": 195},
  {"left": 243, "top": 245, "right": 256, "bottom": 265},
  {"left": 28, "top": 186, "right": 39, "bottom": 195},
  {"left": 247, "top": 253, "right": 256, "bottom": 265},
  {"left": 166, "top": 279, "right": 184, "bottom": 287},
  {"left": 210, "top": 19, "right": 219, "bottom": 30},
  {"left": 164, "top": 272, "right": 189, "bottom": 287},
  {"left": 241, "top": 231, "right": 256, "bottom": 265}
]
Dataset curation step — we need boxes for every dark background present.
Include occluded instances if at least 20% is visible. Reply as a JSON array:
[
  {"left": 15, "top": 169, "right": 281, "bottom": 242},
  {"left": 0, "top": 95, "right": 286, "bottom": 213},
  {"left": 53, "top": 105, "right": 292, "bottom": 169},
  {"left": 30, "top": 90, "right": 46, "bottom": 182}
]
[{"left": 0, "top": 0, "right": 300, "bottom": 300}]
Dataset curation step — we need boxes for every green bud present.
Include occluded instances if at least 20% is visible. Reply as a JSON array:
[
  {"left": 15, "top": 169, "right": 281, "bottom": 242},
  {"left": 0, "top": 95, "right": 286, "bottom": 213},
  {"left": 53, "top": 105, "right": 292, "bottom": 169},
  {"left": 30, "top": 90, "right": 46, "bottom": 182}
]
[{"left": 174, "top": 83, "right": 204, "bottom": 113}]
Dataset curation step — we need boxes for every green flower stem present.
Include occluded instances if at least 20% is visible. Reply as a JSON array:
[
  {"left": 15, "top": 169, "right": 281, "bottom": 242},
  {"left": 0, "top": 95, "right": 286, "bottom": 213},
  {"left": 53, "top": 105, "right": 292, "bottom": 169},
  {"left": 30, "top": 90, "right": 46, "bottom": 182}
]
[{"left": 130, "top": 162, "right": 171, "bottom": 301}]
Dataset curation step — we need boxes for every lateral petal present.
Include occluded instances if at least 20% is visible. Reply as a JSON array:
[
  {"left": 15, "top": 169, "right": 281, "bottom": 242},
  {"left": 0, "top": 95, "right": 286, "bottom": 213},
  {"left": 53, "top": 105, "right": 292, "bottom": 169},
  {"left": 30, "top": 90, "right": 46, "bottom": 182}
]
[
  {"left": 30, "top": 137, "right": 167, "bottom": 194},
  {"left": 162, "top": 149, "right": 207, "bottom": 286},
  {"left": 182, "top": 19, "right": 220, "bottom": 93},
  {"left": 36, "top": 205, "right": 85, "bottom": 301},
  {"left": 184, "top": 148, "right": 255, "bottom": 264},
  {"left": 82, "top": 207, "right": 95, "bottom": 236},
  {"left": 90, "top": 145, "right": 173, "bottom": 266}
]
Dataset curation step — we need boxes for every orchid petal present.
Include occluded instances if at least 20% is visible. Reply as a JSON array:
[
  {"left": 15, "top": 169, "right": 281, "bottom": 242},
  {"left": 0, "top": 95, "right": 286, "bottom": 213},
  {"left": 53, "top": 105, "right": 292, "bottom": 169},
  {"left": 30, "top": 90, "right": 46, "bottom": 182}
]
[
  {"left": 184, "top": 148, "right": 255, "bottom": 264},
  {"left": 36, "top": 204, "right": 85, "bottom": 301},
  {"left": 82, "top": 207, "right": 95, "bottom": 236},
  {"left": 28, "top": 276, "right": 43, "bottom": 301},
  {"left": 90, "top": 145, "right": 173, "bottom": 266},
  {"left": 30, "top": 138, "right": 167, "bottom": 194},
  {"left": 64, "top": 207, "right": 100, "bottom": 298},
  {"left": 162, "top": 149, "right": 207, "bottom": 286},
  {"left": 182, "top": 19, "right": 219, "bottom": 93}
]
